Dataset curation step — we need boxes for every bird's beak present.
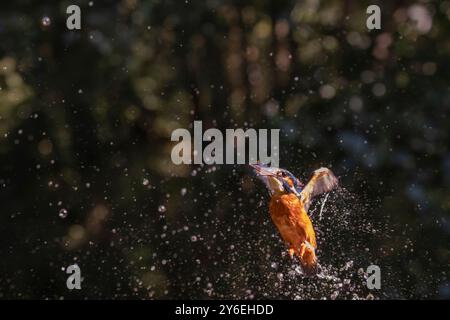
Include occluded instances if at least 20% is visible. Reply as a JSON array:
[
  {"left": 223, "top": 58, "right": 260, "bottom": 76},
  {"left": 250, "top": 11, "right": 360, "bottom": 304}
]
[
  {"left": 249, "top": 163, "right": 278, "bottom": 177},
  {"left": 250, "top": 164, "right": 300, "bottom": 196}
]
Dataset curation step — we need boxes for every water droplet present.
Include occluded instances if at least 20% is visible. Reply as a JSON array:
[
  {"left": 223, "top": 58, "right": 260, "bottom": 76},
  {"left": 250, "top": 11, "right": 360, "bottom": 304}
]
[
  {"left": 190, "top": 235, "right": 197, "bottom": 242},
  {"left": 142, "top": 178, "right": 150, "bottom": 186},
  {"left": 331, "top": 291, "right": 339, "bottom": 300},
  {"left": 41, "top": 16, "right": 51, "bottom": 27},
  {"left": 158, "top": 205, "right": 166, "bottom": 213},
  {"left": 180, "top": 188, "right": 187, "bottom": 196},
  {"left": 58, "top": 208, "right": 68, "bottom": 218}
]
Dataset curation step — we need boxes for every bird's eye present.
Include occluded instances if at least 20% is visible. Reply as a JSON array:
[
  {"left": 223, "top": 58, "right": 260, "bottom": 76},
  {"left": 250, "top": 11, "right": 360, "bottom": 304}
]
[{"left": 278, "top": 171, "right": 287, "bottom": 177}]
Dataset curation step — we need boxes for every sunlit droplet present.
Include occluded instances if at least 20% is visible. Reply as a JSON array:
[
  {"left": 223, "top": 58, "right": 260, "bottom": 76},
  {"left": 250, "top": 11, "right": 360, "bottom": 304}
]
[
  {"left": 59, "top": 208, "right": 68, "bottom": 218},
  {"left": 41, "top": 16, "right": 51, "bottom": 27}
]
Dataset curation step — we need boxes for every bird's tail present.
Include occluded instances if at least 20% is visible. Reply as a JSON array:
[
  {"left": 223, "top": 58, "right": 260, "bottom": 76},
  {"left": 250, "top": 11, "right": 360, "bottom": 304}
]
[{"left": 299, "top": 242, "right": 318, "bottom": 276}]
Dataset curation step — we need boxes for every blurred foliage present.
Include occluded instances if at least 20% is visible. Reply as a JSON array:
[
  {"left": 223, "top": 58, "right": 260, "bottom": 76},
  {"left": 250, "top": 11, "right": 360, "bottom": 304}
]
[{"left": 0, "top": 0, "right": 449, "bottom": 299}]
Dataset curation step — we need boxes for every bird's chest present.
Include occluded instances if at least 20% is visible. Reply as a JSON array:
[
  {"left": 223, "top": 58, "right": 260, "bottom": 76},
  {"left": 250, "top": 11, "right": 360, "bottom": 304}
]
[
  {"left": 269, "top": 194, "right": 303, "bottom": 225},
  {"left": 268, "top": 193, "right": 316, "bottom": 247}
]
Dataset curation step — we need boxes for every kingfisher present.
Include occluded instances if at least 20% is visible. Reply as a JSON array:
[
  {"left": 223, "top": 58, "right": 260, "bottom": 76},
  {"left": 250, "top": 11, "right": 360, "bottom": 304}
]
[{"left": 251, "top": 163, "right": 338, "bottom": 275}]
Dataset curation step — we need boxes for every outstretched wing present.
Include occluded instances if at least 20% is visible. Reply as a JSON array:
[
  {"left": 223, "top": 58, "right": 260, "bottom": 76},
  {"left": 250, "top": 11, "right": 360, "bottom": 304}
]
[{"left": 300, "top": 167, "right": 338, "bottom": 211}]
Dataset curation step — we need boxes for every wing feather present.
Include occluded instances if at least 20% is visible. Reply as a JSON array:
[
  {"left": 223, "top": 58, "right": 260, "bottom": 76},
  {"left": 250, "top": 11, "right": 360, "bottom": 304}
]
[{"left": 300, "top": 167, "right": 338, "bottom": 211}]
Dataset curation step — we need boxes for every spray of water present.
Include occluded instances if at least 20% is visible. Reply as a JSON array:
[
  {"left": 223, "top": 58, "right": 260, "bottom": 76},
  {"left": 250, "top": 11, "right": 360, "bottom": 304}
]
[
  {"left": 116, "top": 171, "right": 385, "bottom": 299},
  {"left": 246, "top": 187, "right": 383, "bottom": 300},
  {"left": 318, "top": 192, "right": 330, "bottom": 220}
]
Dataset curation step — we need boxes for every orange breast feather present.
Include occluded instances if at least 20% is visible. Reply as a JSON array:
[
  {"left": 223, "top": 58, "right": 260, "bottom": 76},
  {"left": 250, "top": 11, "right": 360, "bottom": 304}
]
[{"left": 269, "top": 193, "right": 317, "bottom": 273}]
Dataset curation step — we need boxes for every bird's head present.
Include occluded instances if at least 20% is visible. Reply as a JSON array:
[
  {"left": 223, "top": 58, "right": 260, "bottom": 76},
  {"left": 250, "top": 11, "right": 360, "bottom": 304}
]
[{"left": 251, "top": 163, "right": 303, "bottom": 196}]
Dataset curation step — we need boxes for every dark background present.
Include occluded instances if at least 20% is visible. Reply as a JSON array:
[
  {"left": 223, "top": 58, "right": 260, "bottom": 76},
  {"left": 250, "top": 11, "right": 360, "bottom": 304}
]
[{"left": 0, "top": 0, "right": 448, "bottom": 299}]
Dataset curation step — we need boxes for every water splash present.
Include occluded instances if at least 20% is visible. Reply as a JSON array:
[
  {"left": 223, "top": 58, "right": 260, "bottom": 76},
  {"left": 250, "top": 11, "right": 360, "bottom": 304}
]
[
  {"left": 319, "top": 192, "right": 330, "bottom": 220},
  {"left": 243, "top": 187, "right": 384, "bottom": 300}
]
